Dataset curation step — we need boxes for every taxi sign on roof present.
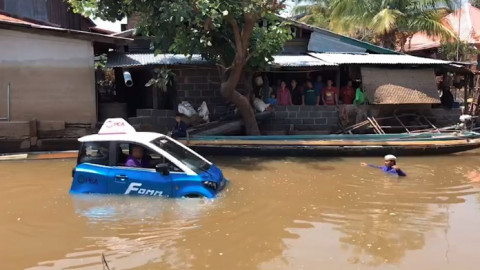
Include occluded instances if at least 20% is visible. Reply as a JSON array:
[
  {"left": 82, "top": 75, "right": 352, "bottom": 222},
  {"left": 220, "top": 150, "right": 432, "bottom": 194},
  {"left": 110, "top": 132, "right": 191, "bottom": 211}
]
[{"left": 98, "top": 118, "right": 136, "bottom": 135}]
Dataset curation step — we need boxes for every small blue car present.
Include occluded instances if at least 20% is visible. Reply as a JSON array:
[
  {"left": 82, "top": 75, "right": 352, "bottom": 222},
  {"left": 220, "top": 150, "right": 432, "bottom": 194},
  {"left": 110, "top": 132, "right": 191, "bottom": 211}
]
[{"left": 70, "top": 118, "right": 228, "bottom": 198}]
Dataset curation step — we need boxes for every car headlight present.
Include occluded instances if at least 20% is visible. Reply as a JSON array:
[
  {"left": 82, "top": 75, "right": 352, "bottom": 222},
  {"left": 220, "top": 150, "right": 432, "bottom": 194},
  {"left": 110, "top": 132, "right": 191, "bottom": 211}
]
[{"left": 203, "top": 181, "right": 217, "bottom": 190}]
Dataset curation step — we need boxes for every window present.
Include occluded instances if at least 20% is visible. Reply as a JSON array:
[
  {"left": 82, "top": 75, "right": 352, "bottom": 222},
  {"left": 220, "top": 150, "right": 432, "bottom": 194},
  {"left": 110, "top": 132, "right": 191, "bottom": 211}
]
[
  {"left": 115, "top": 142, "right": 182, "bottom": 172},
  {"left": 151, "top": 137, "right": 210, "bottom": 174},
  {"left": 5, "top": 0, "right": 48, "bottom": 22},
  {"left": 78, "top": 142, "right": 110, "bottom": 166}
]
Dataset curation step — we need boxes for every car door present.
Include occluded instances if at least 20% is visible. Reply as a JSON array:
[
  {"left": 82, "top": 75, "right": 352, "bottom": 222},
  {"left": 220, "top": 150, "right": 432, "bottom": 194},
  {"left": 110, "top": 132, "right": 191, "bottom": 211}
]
[
  {"left": 107, "top": 142, "right": 173, "bottom": 197},
  {"left": 71, "top": 141, "right": 111, "bottom": 194}
]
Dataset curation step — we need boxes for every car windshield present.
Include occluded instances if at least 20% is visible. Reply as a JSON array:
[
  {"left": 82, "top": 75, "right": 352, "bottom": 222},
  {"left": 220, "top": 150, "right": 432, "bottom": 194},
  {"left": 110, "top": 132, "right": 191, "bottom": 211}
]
[{"left": 151, "top": 137, "right": 210, "bottom": 174}]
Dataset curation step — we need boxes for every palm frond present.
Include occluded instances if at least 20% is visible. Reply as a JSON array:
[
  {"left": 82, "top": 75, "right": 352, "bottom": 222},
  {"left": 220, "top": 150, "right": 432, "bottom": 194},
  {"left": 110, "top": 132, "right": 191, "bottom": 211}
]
[
  {"left": 413, "top": 0, "right": 459, "bottom": 11},
  {"left": 291, "top": 5, "right": 314, "bottom": 16},
  {"left": 370, "top": 8, "right": 404, "bottom": 34},
  {"left": 405, "top": 10, "right": 456, "bottom": 41}
]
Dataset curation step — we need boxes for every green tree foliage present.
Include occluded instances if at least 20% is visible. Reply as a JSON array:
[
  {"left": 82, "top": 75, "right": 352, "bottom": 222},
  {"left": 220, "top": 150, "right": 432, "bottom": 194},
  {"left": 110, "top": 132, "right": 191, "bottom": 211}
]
[
  {"left": 471, "top": 0, "right": 480, "bottom": 8},
  {"left": 291, "top": 0, "right": 457, "bottom": 50},
  {"left": 439, "top": 41, "right": 479, "bottom": 61},
  {"left": 68, "top": 0, "right": 292, "bottom": 135},
  {"left": 291, "top": 0, "right": 332, "bottom": 28}
]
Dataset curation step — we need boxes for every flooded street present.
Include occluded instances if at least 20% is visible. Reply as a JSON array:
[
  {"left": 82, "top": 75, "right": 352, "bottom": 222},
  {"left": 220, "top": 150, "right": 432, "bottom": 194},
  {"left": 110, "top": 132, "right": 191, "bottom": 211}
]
[{"left": 2, "top": 154, "right": 480, "bottom": 270}]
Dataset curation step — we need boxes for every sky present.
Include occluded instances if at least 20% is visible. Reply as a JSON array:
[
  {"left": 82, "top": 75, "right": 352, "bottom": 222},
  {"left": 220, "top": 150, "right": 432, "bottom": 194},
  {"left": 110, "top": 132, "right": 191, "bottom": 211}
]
[{"left": 93, "top": 18, "right": 125, "bottom": 32}]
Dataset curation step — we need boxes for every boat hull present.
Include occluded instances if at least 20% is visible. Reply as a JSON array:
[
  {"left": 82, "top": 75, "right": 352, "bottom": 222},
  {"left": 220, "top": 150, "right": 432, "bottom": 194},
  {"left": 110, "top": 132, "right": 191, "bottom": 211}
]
[{"left": 180, "top": 133, "right": 480, "bottom": 156}]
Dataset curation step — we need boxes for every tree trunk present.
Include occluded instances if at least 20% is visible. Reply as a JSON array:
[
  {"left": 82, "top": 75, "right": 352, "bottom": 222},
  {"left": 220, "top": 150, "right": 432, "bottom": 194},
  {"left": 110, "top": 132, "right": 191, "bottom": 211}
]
[
  {"left": 218, "top": 14, "right": 261, "bottom": 136},
  {"left": 220, "top": 82, "right": 260, "bottom": 136},
  {"left": 242, "top": 71, "right": 255, "bottom": 103},
  {"left": 220, "top": 65, "right": 260, "bottom": 135},
  {"left": 381, "top": 32, "right": 397, "bottom": 50}
]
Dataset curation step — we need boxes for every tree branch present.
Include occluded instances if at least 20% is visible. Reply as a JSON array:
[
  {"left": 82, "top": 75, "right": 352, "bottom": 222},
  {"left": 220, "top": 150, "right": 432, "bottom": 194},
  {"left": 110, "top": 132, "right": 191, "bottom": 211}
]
[
  {"left": 245, "top": 51, "right": 256, "bottom": 63},
  {"left": 222, "top": 35, "right": 236, "bottom": 50},
  {"left": 227, "top": 16, "right": 243, "bottom": 55},
  {"left": 241, "top": 13, "right": 257, "bottom": 55}
]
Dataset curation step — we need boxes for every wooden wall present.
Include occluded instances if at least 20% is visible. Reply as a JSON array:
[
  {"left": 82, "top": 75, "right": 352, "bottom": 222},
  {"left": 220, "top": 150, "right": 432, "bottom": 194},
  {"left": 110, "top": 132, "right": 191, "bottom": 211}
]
[{"left": 0, "top": 0, "right": 95, "bottom": 31}]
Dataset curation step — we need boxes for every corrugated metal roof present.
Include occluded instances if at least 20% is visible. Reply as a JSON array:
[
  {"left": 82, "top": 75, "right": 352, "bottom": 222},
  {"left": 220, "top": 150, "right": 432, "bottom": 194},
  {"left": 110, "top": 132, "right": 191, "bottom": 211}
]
[
  {"left": 272, "top": 55, "right": 337, "bottom": 67},
  {"left": 107, "top": 53, "right": 338, "bottom": 68},
  {"left": 280, "top": 16, "right": 399, "bottom": 55},
  {"left": 106, "top": 53, "right": 209, "bottom": 68},
  {"left": 308, "top": 32, "right": 366, "bottom": 53},
  {"left": 309, "top": 53, "right": 451, "bottom": 65},
  {"left": 0, "top": 13, "right": 131, "bottom": 43}
]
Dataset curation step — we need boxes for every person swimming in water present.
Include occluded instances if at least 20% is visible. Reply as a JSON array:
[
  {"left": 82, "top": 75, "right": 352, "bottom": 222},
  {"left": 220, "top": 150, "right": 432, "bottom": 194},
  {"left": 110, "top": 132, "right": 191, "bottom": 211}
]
[{"left": 361, "top": 154, "right": 407, "bottom": 177}]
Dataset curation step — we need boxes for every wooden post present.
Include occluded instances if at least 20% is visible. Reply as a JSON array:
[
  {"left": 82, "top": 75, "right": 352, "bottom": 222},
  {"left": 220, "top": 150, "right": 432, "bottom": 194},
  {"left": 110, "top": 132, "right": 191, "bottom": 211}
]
[
  {"left": 336, "top": 68, "right": 341, "bottom": 90},
  {"left": 464, "top": 74, "right": 470, "bottom": 113},
  {"left": 153, "top": 87, "right": 159, "bottom": 109}
]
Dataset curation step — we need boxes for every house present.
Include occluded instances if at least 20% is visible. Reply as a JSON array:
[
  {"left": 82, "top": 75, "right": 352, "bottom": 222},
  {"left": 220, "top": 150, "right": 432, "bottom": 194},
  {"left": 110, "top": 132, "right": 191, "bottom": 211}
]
[
  {"left": 0, "top": 13, "right": 130, "bottom": 153},
  {"left": 103, "top": 15, "right": 461, "bottom": 135},
  {"left": 405, "top": 3, "right": 480, "bottom": 67},
  {"left": 0, "top": 0, "right": 96, "bottom": 31}
]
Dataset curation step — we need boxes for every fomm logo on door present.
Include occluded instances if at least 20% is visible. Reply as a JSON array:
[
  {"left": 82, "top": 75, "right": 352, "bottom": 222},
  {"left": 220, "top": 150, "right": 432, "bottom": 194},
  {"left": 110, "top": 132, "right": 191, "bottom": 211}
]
[{"left": 125, "top": 182, "right": 163, "bottom": 196}]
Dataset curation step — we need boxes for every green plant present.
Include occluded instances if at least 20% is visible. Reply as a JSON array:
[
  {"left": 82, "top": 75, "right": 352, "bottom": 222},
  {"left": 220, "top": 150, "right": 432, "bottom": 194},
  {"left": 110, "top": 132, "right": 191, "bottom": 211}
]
[
  {"left": 292, "top": 0, "right": 458, "bottom": 49},
  {"left": 145, "top": 67, "right": 176, "bottom": 93},
  {"left": 145, "top": 67, "right": 176, "bottom": 109},
  {"left": 439, "top": 41, "right": 479, "bottom": 61},
  {"left": 95, "top": 54, "right": 108, "bottom": 70}
]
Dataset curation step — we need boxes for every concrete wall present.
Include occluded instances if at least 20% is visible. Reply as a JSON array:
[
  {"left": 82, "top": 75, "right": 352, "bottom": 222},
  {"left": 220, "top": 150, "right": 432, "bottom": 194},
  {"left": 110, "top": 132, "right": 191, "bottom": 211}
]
[
  {"left": 263, "top": 106, "right": 339, "bottom": 133},
  {"left": 175, "top": 66, "right": 244, "bottom": 120},
  {"left": 0, "top": 29, "right": 96, "bottom": 124},
  {"left": 128, "top": 106, "right": 339, "bottom": 135},
  {"left": 129, "top": 109, "right": 177, "bottom": 134}
]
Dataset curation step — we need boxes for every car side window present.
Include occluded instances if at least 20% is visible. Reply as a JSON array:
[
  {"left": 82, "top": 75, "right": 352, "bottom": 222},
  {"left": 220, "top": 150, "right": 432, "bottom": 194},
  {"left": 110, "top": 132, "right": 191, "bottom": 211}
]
[
  {"left": 116, "top": 143, "right": 130, "bottom": 166},
  {"left": 78, "top": 142, "right": 110, "bottom": 166},
  {"left": 115, "top": 142, "right": 183, "bottom": 172}
]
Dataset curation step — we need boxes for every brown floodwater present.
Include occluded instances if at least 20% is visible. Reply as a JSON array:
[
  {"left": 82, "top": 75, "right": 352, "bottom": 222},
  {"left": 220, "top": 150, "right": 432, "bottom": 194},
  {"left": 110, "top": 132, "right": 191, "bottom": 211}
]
[{"left": 2, "top": 153, "right": 480, "bottom": 270}]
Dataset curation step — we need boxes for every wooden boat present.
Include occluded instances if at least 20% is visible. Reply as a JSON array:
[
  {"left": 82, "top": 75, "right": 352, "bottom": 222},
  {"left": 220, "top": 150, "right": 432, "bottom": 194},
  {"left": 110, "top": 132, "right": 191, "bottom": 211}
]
[{"left": 179, "top": 132, "right": 480, "bottom": 156}]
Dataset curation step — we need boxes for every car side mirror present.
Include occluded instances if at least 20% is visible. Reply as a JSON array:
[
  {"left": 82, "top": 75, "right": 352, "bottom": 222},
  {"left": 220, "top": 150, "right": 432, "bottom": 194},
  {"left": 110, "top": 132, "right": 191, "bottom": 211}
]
[{"left": 155, "top": 163, "right": 170, "bottom": 176}]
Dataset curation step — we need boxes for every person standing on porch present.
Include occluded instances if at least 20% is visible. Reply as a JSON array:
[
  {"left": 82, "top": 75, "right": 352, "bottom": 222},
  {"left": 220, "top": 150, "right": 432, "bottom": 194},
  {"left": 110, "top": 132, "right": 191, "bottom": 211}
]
[
  {"left": 303, "top": 81, "right": 319, "bottom": 106},
  {"left": 313, "top": 75, "right": 325, "bottom": 105},
  {"left": 340, "top": 80, "right": 355, "bottom": 104},
  {"left": 277, "top": 81, "right": 292, "bottom": 105},
  {"left": 291, "top": 79, "right": 304, "bottom": 105},
  {"left": 322, "top": 79, "right": 339, "bottom": 106}
]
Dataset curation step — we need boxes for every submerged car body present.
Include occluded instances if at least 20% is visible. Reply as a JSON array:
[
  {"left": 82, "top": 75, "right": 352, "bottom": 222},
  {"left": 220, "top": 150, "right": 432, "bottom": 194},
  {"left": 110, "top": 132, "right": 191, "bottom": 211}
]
[{"left": 70, "top": 118, "right": 227, "bottom": 198}]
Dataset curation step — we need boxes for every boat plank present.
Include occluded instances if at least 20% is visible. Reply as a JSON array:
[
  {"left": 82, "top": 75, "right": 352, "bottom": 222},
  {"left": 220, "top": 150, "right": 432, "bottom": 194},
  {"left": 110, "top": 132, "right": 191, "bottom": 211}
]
[{"left": 182, "top": 138, "right": 479, "bottom": 147}]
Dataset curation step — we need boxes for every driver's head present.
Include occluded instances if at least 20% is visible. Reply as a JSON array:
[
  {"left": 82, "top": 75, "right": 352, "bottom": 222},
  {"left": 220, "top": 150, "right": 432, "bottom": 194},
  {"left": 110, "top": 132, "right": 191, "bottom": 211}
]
[{"left": 131, "top": 146, "right": 144, "bottom": 159}]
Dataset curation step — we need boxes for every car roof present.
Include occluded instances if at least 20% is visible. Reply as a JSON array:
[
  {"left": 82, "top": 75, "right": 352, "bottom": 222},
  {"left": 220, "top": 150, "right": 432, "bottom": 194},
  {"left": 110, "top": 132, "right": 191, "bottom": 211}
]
[
  {"left": 78, "top": 118, "right": 165, "bottom": 144},
  {"left": 78, "top": 132, "right": 163, "bottom": 143}
]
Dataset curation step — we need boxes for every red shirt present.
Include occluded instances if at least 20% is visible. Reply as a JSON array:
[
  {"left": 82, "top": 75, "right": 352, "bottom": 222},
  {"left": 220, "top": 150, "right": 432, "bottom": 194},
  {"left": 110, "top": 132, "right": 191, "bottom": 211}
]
[
  {"left": 322, "top": 87, "right": 339, "bottom": 105},
  {"left": 341, "top": 86, "right": 355, "bottom": 104},
  {"left": 277, "top": 87, "right": 292, "bottom": 105}
]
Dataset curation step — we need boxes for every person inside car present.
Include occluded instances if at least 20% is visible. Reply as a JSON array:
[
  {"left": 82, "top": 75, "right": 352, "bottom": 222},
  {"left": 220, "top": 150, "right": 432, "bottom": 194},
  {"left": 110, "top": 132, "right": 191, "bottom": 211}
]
[{"left": 125, "top": 145, "right": 151, "bottom": 168}]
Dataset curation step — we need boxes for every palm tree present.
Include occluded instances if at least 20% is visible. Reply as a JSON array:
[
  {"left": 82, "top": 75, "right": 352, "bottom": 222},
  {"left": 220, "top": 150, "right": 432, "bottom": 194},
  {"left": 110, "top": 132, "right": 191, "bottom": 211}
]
[
  {"left": 292, "top": 0, "right": 458, "bottom": 50},
  {"left": 329, "top": 0, "right": 458, "bottom": 50},
  {"left": 290, "top": 0, "right": 332, "bottom": 28}
]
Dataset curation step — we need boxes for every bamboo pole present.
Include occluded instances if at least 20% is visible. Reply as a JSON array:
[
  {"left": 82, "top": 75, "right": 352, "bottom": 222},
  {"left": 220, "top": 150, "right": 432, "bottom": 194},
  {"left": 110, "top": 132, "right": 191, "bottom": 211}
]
[{"left": 394, "top": 114, "right": 410, "bottom": 133}]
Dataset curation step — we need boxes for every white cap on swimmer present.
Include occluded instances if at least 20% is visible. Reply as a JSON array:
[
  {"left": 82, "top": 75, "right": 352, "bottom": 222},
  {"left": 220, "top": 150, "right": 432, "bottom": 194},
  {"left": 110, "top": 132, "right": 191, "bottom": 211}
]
[{"left": 384, "top": 154, "right": 397, "bottom": 161}]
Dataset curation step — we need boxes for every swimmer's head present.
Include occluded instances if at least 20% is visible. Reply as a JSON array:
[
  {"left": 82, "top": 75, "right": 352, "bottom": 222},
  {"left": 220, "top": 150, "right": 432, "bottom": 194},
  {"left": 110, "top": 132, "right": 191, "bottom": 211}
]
[{"left": 384, "top": 154, "right": 397, "bottom": 167}]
